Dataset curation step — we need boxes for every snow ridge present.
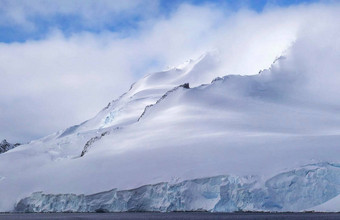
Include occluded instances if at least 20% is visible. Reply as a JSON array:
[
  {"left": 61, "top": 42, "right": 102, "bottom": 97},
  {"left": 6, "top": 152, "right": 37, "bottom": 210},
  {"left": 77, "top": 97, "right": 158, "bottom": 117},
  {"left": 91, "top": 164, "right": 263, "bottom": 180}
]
[
  {"left": 138, "top": 83, "right": 190, "bottom": 121},
  {"left": 80, "top": 131, "right": 110, "bottom": 157}
]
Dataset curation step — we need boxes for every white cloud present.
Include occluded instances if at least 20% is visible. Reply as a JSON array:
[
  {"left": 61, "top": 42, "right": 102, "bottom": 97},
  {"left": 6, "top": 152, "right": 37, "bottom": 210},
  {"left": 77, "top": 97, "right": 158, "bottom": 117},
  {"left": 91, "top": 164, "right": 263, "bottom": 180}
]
[{"left": 0, "top": 2, "right": 339, "bottom": 142}]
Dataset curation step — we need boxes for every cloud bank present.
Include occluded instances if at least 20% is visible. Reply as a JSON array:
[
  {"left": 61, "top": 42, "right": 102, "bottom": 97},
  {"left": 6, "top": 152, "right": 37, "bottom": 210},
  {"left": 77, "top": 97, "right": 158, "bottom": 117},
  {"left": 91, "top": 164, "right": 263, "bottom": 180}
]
[{"left": 0, "top": 1, "right": 339, "bottom": 142}]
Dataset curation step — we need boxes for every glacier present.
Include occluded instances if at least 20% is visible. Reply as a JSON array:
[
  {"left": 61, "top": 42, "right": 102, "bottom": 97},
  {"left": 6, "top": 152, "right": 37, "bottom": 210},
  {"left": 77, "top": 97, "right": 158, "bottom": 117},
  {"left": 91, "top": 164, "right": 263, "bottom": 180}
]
[{"left": 15, "top": 163, "right": 340, "bottom": 212}]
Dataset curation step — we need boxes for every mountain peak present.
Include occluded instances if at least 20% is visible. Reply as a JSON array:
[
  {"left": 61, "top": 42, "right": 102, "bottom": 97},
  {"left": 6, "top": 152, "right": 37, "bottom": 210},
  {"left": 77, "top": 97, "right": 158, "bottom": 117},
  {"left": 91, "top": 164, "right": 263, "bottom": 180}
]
[{"left": 0, "top": 139, "right": 20, "bottom": 154}]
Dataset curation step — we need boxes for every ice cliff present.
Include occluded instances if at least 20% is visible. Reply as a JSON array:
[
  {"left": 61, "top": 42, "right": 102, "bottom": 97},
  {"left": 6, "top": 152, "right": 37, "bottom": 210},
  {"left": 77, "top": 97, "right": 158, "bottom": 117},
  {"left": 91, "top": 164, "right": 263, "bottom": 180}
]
[{"left": 15, "top": 163, "right": 340, "bottom": 212}]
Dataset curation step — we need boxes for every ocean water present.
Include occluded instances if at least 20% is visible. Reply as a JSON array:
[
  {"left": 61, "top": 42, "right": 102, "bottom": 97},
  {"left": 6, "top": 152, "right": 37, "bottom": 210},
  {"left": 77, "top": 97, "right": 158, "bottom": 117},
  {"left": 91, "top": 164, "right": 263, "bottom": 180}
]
[{"left": 1, "top": 213, "right": 340, "bottom": 220}]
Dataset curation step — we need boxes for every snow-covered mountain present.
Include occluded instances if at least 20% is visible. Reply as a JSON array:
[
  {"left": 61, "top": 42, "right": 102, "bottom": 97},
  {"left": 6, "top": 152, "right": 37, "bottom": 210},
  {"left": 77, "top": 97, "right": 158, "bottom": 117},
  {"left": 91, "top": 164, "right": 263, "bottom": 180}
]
[
  {"left": 1, "top": 51, "right": 340, "bottom": 212},
  {"left": 0, "top": 139, "right": 20, "bottom": 154}
]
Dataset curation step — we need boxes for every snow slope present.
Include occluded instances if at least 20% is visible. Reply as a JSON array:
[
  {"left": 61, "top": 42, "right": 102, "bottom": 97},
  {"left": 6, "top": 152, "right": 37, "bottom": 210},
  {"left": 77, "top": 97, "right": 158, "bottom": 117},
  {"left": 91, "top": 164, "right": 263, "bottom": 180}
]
[
  {"left": 1, "top": 51, "right": 340, "bottom": 212},
  {"left": 310, "top": 194, "right": 340, "bottom": 212}
]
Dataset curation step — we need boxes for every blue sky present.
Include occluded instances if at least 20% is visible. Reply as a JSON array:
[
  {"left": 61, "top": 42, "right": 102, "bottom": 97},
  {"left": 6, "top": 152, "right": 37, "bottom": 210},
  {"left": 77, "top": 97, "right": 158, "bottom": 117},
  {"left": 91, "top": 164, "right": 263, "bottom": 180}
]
[{"left": 0, "top": 0, "right": 325, "bottom": 43}]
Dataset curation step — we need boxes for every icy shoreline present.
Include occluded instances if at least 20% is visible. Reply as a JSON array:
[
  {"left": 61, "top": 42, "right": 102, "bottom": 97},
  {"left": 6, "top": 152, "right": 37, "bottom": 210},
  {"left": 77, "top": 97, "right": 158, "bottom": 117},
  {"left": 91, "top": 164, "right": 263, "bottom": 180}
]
[{"left": 15, "top": 163, "right": 340, "bottom": 213}]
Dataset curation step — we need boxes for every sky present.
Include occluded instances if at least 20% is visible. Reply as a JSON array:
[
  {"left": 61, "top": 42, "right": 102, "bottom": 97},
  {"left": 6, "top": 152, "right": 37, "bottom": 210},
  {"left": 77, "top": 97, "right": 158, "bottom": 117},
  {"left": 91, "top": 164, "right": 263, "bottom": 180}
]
[{"left": 0, "top": 0, "right": 339, "bottom": 143}]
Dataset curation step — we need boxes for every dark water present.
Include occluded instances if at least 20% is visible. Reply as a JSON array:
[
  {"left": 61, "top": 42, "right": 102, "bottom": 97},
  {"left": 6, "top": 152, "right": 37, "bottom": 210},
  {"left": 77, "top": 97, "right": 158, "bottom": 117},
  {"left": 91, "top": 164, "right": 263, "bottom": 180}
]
[{"left": 1, "top": 213, "right": 340, "bottom": 220}]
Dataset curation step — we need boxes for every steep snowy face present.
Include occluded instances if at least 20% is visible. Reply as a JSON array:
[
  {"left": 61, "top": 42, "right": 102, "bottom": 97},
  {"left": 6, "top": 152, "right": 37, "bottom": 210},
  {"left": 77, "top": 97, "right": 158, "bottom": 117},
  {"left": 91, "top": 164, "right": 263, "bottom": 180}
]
[
  {"left": 0, "top": 139, "right": 20, "bottom": 154},
  {"left": 55, "top": 52, "right": 222, "bottom": 138}
]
